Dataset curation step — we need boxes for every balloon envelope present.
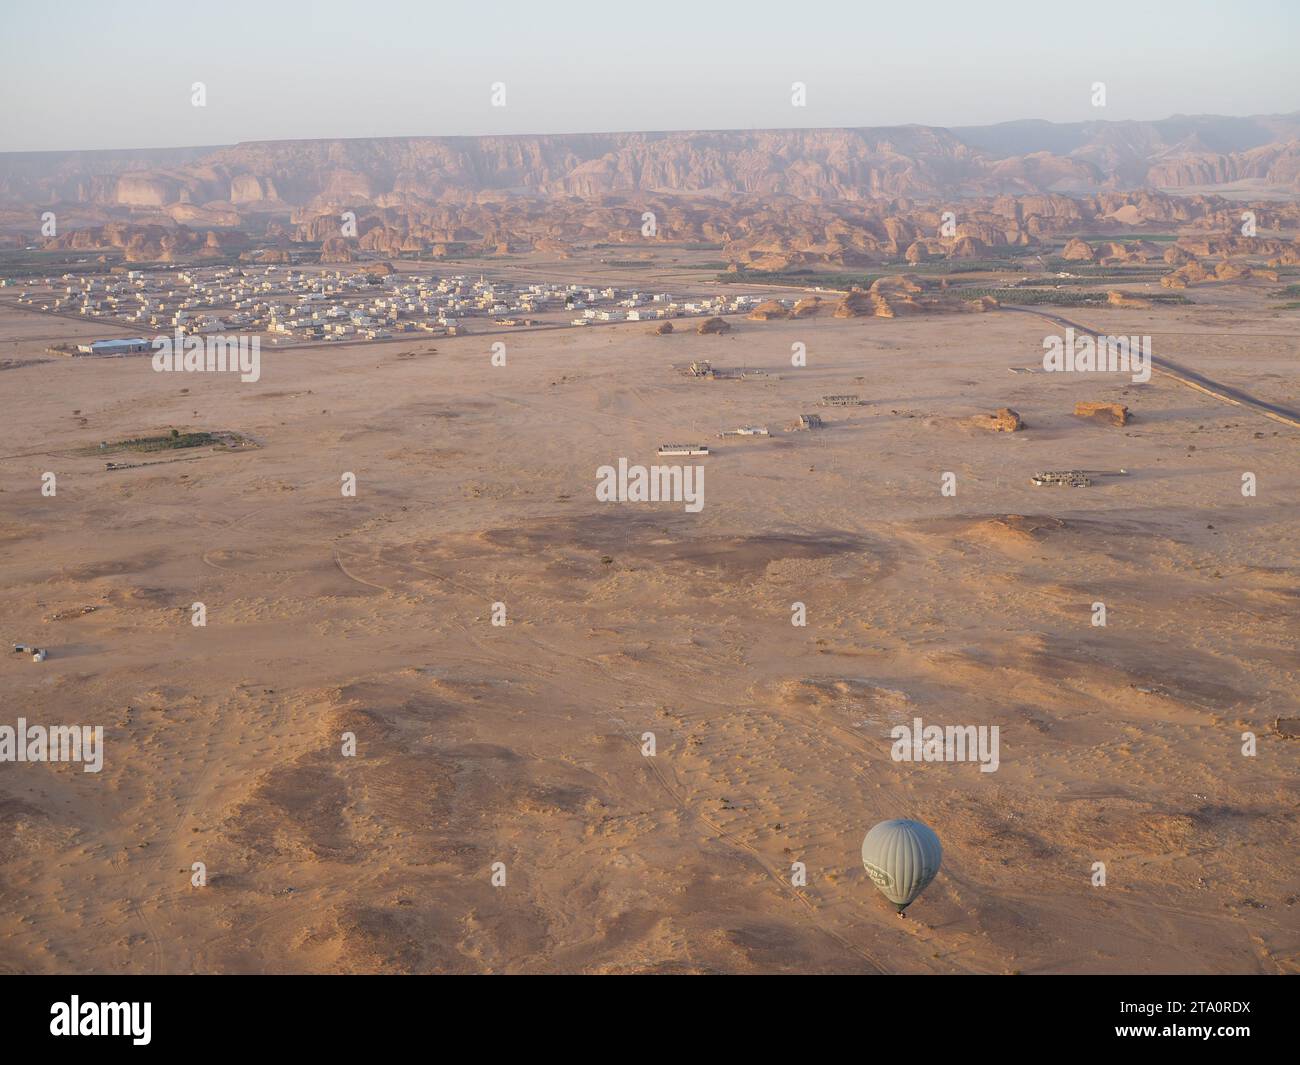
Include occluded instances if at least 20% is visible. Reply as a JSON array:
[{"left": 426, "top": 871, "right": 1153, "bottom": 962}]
[{"left": 861, "top": 819, "right": 942, "bottom": 911}]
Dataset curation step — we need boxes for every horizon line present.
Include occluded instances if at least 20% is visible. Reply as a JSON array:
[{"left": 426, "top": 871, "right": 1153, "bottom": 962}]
[{"left": 4, "top": 108, "right": 1299, "bottom": 158}]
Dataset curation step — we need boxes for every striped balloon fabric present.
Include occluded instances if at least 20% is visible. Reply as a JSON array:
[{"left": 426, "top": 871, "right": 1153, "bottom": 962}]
[{"left": 861, "top": 819, "right": 943, "bottom": 914}]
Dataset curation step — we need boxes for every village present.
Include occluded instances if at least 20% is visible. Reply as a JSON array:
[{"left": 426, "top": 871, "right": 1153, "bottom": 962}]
[{"left": 2, "top": 263, "right": 778, "bottom": 353}]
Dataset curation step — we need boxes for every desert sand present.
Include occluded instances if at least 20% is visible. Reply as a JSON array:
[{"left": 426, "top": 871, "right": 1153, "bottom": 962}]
[{"left": 0, "top": 287, "right": 1297, "bottom": 974}]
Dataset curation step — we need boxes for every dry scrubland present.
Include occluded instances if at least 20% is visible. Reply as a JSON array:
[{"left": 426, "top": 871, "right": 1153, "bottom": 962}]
[{"left": 0, "top": 293, "right": 1297, "bottom": 974}]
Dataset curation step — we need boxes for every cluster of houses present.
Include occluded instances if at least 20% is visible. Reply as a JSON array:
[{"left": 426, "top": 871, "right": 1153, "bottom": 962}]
[
  {"left": 11, "top": 264, "right": 778, "bottom": 349},
  {"left": 569, "top": 292, "right": 764, "bottom": 326},
  {"left": 15, "top": 267, "right": 284, "bottom": 336}
]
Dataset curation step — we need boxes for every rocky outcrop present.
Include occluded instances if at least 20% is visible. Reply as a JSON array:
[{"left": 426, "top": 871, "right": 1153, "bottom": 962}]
[
  {"left": 1146, "top": 140, "right": 1300, "bottom": 193},
  {"left": 1161, "top": 260, "right": 1211, "bottom": 287},
  {"left": 533, "top": 237, "right": 572, "bottom": 256},
  {"left": 947, "top": 235, "right": 988, "bottom": 258},
  {"left": 747, "top": 300, "right": 788, "bottom": 320},
  {"left": 318, "top": 237, "right": 355, "bottom": 263},
  {"left": 833, "top": 289, "right": 874, "bottom": 318},
  {"left": 1074, "top": 402, "right": 1130, "bottom": 426},
  {"left": 114, "top": 174, "right": 179, "bottom": 207},
  {"left": 968, "top": 407, "right": 1024, "bottom": 432},
  {"left": 230, "top": 173, "right": 277, "bottom": 204},
  {"left": 242, "top": 247, "right": 292, "bottom": 264},
  {"left": 1061, "top": 238, "right": 1096, "bottom": 262},
  {"left": 832, "top": 275, "right": 988, "bottom": 319},
  {"left": 1107, "top": 291, "right": 1151, "bottom": 308}
]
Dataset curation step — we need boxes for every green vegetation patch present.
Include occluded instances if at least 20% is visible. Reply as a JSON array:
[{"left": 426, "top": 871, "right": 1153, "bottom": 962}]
[
  {"left": 901, "top": 259, "right": 1031, "bottom": 274},
  {"left": 1043, "top": 258, "right": 1168, "bottom": 275},
  {"left": 82, "top": 430, "right": 221, "bottom": 456},
  {"left": 718, "top": 267, "right": 881, "bottom": 288},
  {"left": 1063, "top": 233, "right": 1179, "bottom": 243},
  {"left": 960, "top": 288, "right": 1189, "bottom": 306},
  {"left": 0, "top": 249, "right": 119, "bottom": 281}
]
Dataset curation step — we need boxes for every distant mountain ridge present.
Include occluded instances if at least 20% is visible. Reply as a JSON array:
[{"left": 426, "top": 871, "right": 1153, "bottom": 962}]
[
  {"left": 952, "top": 112, "right": 1300, "bottom": 158},
  {"left": 1, "top": 113, "right": 1298, "bottom": 220},
  {"left": 951, "top": 112, "right": 1300, "bottom": 189}
]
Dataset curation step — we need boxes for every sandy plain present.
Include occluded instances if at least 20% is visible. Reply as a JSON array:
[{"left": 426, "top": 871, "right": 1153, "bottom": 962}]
[{"left": 0, "top": 284, "right": 1296, "bottom": 974}]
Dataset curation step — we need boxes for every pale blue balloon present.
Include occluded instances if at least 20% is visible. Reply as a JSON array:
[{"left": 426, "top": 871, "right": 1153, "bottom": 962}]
[{"left": 862, "top": 819, "right": 942, "bottom": 913}]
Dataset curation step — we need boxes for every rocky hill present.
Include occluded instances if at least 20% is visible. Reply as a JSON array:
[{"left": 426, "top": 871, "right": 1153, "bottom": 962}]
[{"left": 3, "top": 113, "right": 1298, "bottom": 224}]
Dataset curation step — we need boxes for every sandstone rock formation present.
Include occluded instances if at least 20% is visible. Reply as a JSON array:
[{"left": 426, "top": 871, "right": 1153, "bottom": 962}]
[
  {"left": 1061, "top": 238, "right": 1096, "bottom": 262},
  {"left": 747, "top": 300, "right": 789, "bottom": 321},
  {"left": 319, "top": 237, "right": 355, "bottom": 263},
  {"left": 1162, "top": 260, "right": 1211, "bottom": 288},
  {"left": 1107, "top": 291, "right": 1151, "bottom": 308},
  {"left": 7, "top": 115, "right": 1299, "bottom": 223},
  {"left": 1074, "top": 402, "right": 1130, "bottom": 426},
  {"left": 968, "top": 408, "right": 1024, "bottom": 432},
  {"left": 1215, "top": 260, "right": 1251, "bottom": 280},
  {"left": 833, "top": 289, "right": 874, "bottom": 318}
]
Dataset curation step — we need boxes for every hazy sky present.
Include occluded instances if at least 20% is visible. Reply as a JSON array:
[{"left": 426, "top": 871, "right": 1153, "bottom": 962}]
[{"left": 3, "top": 0, "right": 1297, "bottom": 152}]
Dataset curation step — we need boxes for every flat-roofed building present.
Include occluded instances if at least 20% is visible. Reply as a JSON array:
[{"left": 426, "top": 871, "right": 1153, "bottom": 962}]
[{"left": 76, "top": 338, "right": 152, "bottom": 356}]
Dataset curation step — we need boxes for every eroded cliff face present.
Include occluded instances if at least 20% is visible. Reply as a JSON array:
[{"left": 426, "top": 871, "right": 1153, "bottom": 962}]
[
  {"left": 34, "top": 184, "right": 1300, "bottom": 271},
  {"left": 13, "top": 116, "right": 1300, "bottom": 266},
  {"left": 1146, "top": 141, "right": 1300, "bottom": 191},
  {"left": 4, "top": 114, "right": 1299, "bottom": 217}
]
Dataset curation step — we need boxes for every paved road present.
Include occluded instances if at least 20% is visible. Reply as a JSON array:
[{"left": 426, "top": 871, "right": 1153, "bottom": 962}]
[{"left": 1003, "top": 305, "right": 1300, "bottom": 430}]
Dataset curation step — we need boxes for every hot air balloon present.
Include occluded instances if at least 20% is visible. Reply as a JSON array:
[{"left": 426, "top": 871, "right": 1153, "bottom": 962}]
[{"left": 861, "top": 819, "right": 942, "bottom": 917}]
